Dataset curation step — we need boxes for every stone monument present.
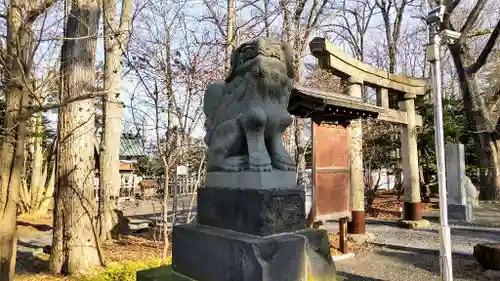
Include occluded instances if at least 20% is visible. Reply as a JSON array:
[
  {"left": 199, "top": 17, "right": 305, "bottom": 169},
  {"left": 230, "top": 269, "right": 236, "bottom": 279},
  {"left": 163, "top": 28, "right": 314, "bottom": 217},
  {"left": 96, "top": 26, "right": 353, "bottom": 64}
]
[
  {"left": 445, "top": 143, "right": 474, "bottom": 222},
  {"left": 171, "top": 38, "right": 337, "bottom": 281}
]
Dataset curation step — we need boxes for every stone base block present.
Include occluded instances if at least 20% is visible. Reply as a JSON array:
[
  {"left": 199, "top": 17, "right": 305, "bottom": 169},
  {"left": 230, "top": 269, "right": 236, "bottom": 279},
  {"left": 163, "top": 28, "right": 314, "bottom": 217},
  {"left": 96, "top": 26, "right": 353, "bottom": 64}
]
[
  {"left": 198, "top": 187, "right": 306, "bottom": 236},
  {"left": 448, "top": 204, "right": 474, "bottom": 222},
  {"left": 297, "top": 228, "right": 336, "bottom": 280},
  {"left": 172, "top": 224, "right": 336, "bottom": 281},
  {"left": 474, "top": 243, "right": 500, "bottom": 270}
]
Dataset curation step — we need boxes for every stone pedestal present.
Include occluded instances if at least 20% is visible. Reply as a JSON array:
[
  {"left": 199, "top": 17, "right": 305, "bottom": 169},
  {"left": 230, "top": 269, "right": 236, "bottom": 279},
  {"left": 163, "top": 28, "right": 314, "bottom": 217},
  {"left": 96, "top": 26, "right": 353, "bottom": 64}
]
[
  {"left": 167, "top": 172, "right": 336, "bottom": 281},
  {"left": 172, "top": 224, "right": 335, "bottom": 281},
  {"left": 197, "top": 187, "right": 307, "bottom": 236},
  {"left": 448, "top": 204, "right": 473, "bottom": 221}
]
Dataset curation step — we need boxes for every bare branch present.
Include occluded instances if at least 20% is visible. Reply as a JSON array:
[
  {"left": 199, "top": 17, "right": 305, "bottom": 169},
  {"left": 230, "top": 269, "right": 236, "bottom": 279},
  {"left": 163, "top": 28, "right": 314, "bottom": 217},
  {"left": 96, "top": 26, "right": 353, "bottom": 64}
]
[
  {"left": 459, "top": 0, "right": 487, "bottom": 39},
  {"left": 27, "top": 0, "right": 58, "bottom": 23},
  {"left": 466, "top": 18, "right": 500, "bottom": 74},
  {"left": 18, "top": 92, "right": 106, "bottom": 121}
]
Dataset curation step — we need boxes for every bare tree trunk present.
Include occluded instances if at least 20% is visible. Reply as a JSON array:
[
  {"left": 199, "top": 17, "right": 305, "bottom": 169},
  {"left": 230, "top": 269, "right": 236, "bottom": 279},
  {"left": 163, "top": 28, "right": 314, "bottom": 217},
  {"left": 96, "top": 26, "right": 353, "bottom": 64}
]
[
  {"left": 99, "top": 0, "right": 134, "bottom": 242},
  {"left": 225, "top": 0, "right": 235, "bottom": 74},
  {"left": 49, "top": 0, "right": 104, "bottom": 274},
  {"left": 19, "top": 112, "right": 56, "bottom": 215},
  {"left": 162, "top": 166, "right": 170, "bottom": 260},
  {"left": 37, "top": 164, "right": 56, "bottom": 214},
  {"left": 375, "top": 0, "right": 407, "bottom": 74},
  {"left": 48, "top": 175, "right": 64, "bottom": 273},
  {"left": 0, "top": 0, "right": 40, "bottom": 278},
  {"left": 448, "top": 41, "right": 500, "bottom": 200},
  {"left": 29, "top": 113, "right": 46, "bottom": 212},
  {"left": 263, "top": 0, "right": 270, "bottom": 37},
  {"left": 160, "top": 24, "right": 174, "bottom": 260},
  {"left": 0, "top": 90, "right": 28, "bottom": 281}
]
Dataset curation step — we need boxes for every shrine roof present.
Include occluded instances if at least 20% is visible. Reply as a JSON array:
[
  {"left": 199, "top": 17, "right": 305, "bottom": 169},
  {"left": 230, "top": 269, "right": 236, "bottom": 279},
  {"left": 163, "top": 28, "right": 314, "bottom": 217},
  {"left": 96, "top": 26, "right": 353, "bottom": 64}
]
[{"left": 289, "top": 86, "right": 383, "bottom": 123}]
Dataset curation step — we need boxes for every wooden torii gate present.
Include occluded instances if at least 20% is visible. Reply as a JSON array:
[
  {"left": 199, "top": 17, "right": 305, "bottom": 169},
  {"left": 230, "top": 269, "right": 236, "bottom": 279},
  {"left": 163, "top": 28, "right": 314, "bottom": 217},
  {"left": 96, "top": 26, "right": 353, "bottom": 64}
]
[{"left": 289, "top": 37, "right": 427, "bottom": 234}]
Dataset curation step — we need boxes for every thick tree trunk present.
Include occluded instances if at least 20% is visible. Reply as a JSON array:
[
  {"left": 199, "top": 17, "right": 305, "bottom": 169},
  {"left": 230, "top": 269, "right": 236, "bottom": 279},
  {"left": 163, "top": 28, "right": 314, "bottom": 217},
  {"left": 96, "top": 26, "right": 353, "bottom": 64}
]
[
  {"left": 0, "top": 92, "right": 28, "bottom": 281},
  {"left": 449, "top": 43, "right": 500, "bottom": 200},
  {"left": 477, "top": 134, "right": 500, "bottom": 200},
  {"left": 49, "top": 0, "right": 104, "bottom": 274},
  {"left": 98, "top": 0, "right": 133, "bottom": 242},
  {"left": 0, "top": 202, "right": 17, "bottom": 281},
  {"left": 0, "top": 1, "right": 33, "bottom": 279}
]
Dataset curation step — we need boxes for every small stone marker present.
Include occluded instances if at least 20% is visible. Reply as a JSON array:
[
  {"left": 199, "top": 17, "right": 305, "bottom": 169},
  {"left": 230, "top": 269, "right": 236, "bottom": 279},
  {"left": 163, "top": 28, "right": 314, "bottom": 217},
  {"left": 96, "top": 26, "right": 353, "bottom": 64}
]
[{"left": 445, "top": 144, "right": 474, "bottom": 222}]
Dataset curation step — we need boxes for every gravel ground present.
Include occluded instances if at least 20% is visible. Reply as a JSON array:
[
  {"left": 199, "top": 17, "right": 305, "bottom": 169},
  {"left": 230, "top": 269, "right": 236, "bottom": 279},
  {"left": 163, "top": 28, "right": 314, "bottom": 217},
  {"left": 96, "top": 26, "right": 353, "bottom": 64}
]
[
  {"left": 336, "top": 246, "right": 488, "bottom": 281},
  {"left": 326, "top": 220, "right": 500, "bottom": 255},
  {"left": 15, "top": 200, "right": 500, "bottom": 279}
]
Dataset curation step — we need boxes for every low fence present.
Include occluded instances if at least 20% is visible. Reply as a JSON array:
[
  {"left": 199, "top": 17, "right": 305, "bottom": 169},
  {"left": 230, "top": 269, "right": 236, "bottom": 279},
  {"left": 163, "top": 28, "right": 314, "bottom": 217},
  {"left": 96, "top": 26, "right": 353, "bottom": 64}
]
[
  {"left": 101, "top": 175, "right": 204, "bottom": 199},
  {"left": 93, "top": 171, "right": 317, "bottom": 200},
  {"left": 168, "top": 175, "right": 202, "bottom": 196}
]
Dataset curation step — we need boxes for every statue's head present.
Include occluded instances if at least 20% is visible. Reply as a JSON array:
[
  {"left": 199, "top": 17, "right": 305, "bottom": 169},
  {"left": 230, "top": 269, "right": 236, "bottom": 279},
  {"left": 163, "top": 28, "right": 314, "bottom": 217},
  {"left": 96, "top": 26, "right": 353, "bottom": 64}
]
[{"left": 225, "top": 38, "right": 294, "bottom": 83}]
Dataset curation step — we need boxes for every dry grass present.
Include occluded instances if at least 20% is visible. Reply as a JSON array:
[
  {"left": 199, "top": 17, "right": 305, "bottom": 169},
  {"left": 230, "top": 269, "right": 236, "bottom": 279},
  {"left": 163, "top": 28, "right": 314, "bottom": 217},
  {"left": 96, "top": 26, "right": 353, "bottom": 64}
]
[
  {"left": 15, "top": 274, "right": 72, "bottom": 281},
  {"left": 328, "top": 232, "right": 344, "bottom": 256},
  {"left": 368, "top": 192, "right": 439, "bottom": 219},
  {"left": 14, "top": 228, "right": 168, "bottom": 281},
  {"left": 102, "top": 235, "right": 164, "bottom": 263}
]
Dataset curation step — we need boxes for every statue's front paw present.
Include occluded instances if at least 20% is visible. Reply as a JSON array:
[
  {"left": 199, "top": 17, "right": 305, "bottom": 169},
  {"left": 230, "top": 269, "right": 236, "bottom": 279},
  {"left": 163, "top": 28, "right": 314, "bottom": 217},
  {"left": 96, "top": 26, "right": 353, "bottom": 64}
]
[
  {"left": 248, "top": 154, "right": 272, "bottom": 172},
  {"left": 271, "top": 153, "right": 296, "bottom": 171},
  {"left": 271, "top": 161, "right": 296, "bottom": 171},
  {"left": 249, "top": 165, "right": 273, "bottom": 172}
]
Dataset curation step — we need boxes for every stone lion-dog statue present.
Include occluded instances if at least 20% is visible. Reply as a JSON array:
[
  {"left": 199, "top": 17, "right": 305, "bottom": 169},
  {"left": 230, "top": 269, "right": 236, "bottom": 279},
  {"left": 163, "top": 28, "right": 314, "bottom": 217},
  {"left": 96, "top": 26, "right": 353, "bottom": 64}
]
[{"left": 203, "top": 38, "right": 296, "bottom": 172}]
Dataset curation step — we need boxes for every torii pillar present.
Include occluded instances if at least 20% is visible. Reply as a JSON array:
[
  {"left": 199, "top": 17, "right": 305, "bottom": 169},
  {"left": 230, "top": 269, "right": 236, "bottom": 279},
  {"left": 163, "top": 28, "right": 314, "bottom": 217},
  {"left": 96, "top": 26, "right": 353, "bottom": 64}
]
[
  {"left": 399, "top": 95, "right": 422, "bottom": 221},
  {"left": 347, "top": 77, "right": 365, "bottom": 234}
]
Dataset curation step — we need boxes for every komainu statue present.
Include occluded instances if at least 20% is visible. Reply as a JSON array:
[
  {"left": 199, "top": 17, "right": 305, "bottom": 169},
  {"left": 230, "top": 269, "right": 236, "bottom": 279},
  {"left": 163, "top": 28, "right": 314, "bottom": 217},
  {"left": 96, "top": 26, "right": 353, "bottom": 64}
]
[{"left": 203, "top": 38, "right": 296, "bottom": 172}]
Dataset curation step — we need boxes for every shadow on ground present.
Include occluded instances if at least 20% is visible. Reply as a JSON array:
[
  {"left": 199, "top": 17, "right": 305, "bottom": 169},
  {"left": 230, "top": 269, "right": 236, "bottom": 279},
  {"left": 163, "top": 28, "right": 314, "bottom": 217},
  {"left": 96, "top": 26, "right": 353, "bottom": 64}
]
[
  {"left": 17, "top": 221, "right": 53, "bottom": 232},
  {"left": 15, "top": 250, "right": 48, "bottom": 274},
  {"left": 337, "top": 272, "right": 385, "bottom": 281},
  {"left": 376, "top": 248, "right": 483, "bottom": 280}
]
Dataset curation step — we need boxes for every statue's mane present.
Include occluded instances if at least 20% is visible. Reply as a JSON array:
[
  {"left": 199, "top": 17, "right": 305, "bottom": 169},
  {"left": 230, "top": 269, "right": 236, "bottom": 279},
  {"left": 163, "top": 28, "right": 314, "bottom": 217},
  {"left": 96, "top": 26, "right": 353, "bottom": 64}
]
[{"left": 225, "top": 39, "right": 295, "bottom": 83}]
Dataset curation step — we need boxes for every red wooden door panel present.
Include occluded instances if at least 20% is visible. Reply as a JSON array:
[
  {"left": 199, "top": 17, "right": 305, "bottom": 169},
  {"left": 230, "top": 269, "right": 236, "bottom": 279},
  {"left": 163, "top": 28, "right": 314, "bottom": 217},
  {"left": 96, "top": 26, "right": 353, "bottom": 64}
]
[{"left": 312, "top": 122, "right": 350, "bottom": 221}]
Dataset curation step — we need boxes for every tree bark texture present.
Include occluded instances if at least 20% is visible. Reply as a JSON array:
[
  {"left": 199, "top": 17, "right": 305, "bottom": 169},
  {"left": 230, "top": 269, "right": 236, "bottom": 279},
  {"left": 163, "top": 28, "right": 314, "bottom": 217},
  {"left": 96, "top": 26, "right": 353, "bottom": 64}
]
[
  {"left": 440, "top": 1, "right": 500, "bottom": 200},
  {"left": 162, "top": 167, "right": 170, "bottom": 260},
  {"left": 0, "top": 1, "right": 35, "bottom": 279},
  {"left": 49, "top": 0, "right": 103, "bottom": 274},
  {"left": 449, "top": 43, "right": 500, "bottom": 199},
  {"left": 98, "top": 0, "right": 133, "bottom": 242},
  {"left": 225, "top": 0, "right": 235, "bottom": 75}
]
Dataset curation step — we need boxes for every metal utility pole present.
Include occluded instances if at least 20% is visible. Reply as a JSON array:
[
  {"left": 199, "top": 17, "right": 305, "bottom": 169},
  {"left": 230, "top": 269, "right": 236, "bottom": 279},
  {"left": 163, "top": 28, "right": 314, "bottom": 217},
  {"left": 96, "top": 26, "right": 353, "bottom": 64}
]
[{"left": 426, "top": 4, "right": 460, "bottom": 281}]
